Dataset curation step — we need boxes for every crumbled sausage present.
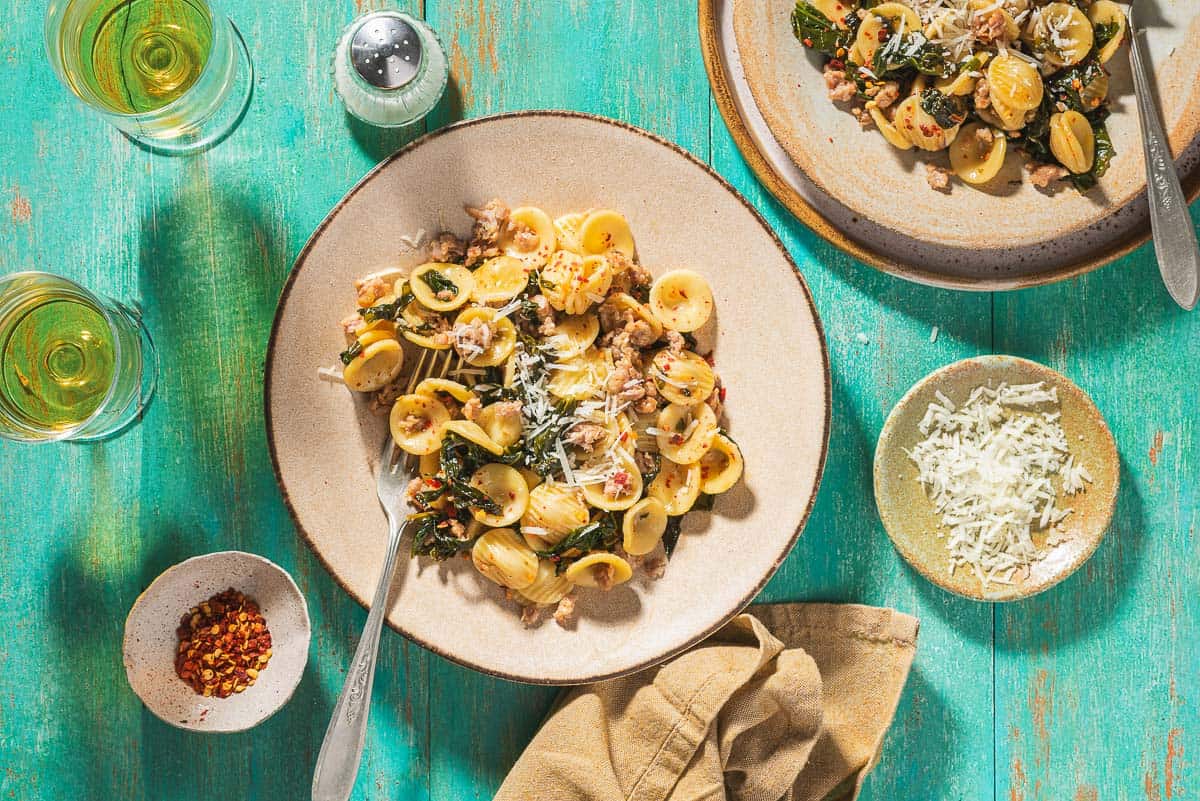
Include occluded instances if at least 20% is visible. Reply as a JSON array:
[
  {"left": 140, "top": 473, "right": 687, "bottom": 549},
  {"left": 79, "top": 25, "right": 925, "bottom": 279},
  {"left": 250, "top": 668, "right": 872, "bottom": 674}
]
[
  {"left": 603, "top": 470, "right": 633, "bottom": 500},
  {"left": 823, "top": 63, "right": 858, "bottom": 103},
  {"left": 873, "top": 81, "right": 901, "bottom": 109},
  {"left": 553, "top": 594, "right": 576, "bottom": 628},
  {"left": 509, "top": 219, "right": 539, "bottom": 252},
  {"left": 606, "top": 251, "right": 653, "bottom": 295},
  {"left": 447, "top": 518, "right": 467, "bottom": 539},
  {"left": 520, "top": 604, "right": 544, "bottom": 628},
  {"left": 976, "top": 126, "right": 995, "bottom": 147},
  {"left": 973, "top": 78, "right": 991, "bottom": 111},
  {"left": 451, "top": 317, "right": 495, "bottom": 360},
  {"left": 462, "top": 397, "right": 482, "bottom": 421},
  {"left": 397, "top": 414, "right": 429, "bottom": 435},
  {"left": 564, "top": 422, "right": 608, "bottom": 453},
  {"left": 664, "top": 330, "right": 687, "bottom": 355},
  {"left": 354, "top": 275, "right": 392, "bottom": 307},
  {"left": 427, "top": 232, "right": 466, "bottom": 264},
  {"left": 925, "top": 163, "right": 953, "bottom": 193},
  {"left": 972, "top": 9, "right": 1009, "bottom": 46},
  {"left": 528, "top": 294, "right": 556, "bottom": 336},
  {"left": 1026, "top": 162, "right": 1069, "bottom": 189},
  {"left": 706, "top": 374, "right": 724, "bottom": 420},
  {"left": 851, "top": 106, "right": 874, "bottom": 129},
  {"left": 594, "top": 563, "right": 615, "bottom": 591},
  {"left": 464, "top": 199, "right": 510, "bottom": 266}
]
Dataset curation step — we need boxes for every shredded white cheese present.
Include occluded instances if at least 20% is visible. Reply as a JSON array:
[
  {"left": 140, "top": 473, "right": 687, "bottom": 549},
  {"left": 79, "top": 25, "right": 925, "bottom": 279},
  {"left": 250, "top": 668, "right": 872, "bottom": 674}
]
[{"left": 906, "top": 381, "right": 1091, "bottom": 588}]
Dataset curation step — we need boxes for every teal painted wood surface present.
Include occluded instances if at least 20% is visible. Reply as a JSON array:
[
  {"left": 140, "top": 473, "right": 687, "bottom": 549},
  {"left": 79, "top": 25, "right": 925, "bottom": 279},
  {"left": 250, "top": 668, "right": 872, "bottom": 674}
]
[{"left": 0, "top": 1, "right": 1194, "bottom": 799}]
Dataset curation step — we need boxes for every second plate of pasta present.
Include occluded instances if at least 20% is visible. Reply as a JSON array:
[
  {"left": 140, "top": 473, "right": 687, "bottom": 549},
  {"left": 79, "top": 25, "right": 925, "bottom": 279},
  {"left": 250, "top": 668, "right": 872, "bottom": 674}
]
[{"left": 265, "top": 111, "right": 830, "bottom": 684}]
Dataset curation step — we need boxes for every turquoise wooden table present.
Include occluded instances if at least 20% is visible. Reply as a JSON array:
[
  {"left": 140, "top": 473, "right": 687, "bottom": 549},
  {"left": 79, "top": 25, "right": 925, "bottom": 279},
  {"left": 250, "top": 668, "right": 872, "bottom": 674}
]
[{"left": 0, "top": 1, "right": 1195, "bottom": 799}]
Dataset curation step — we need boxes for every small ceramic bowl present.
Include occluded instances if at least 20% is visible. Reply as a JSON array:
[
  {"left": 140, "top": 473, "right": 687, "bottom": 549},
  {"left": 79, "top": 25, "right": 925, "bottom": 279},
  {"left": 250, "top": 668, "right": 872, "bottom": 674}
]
[
  {"left": 123, "top": 551, "right": 310, "bottom": 732},
  {"left": 874, "top": 355, "right": 1119, "bottom": 602}
]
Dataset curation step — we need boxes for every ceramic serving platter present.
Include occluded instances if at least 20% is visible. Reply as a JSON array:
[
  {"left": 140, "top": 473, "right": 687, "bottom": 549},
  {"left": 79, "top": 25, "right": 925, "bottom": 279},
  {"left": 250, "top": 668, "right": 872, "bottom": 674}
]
[
  {"left": 265, "top": 111, "right": 830, "bottom": 684},
  {"left": 700, "top": 0, "right": 1200, "bottom": 289},
  {"left": 873, "top": 356, "right": 1119, "bottom": 601}
]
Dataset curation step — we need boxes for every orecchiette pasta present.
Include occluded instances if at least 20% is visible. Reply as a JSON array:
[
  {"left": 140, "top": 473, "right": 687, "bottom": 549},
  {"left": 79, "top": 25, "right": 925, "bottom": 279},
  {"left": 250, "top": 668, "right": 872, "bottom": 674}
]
[
  {"left": 649, "top": 270, "right": 714, "bottom": 333},
  {"left": 622, "top": 497, "right": 668, "bottom": 556},
  {"left": 792, "top": 0, "right": 1127, "bottom": 191},
  {"left": 472, "top": 529, "right": 539, "bottom": 590},
  {"left": 1048, "top": 110, "right": 1095, "bottom": 174},
  {"left": 335, "top": 200, "right": 744, "bottom": 625}
]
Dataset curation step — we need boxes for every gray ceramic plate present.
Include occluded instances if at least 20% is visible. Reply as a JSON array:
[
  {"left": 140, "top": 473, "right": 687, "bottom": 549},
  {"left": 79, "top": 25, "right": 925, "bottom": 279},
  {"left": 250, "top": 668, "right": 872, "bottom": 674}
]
[
  {"left": 701, "top": 0, "right": 1200, "bottom": 289},
  {"left": 874, "top": 356, "right": 1119, "bottom": 601},
  {"left": 123, "top": 551, "right": 311, "bottom": 732},
  {"left": 265, "top": 111, "right": 831, "bottom": 684}
]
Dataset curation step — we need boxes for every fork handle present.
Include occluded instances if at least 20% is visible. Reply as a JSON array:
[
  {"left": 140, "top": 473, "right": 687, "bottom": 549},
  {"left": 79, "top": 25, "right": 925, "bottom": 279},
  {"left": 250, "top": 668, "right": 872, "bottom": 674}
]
[
  {"left": 1130, "top": 25, "right": 1200, "bottom": 310},
  {"left": 312, "top": 516, "right": 406, "bottom": 801}
]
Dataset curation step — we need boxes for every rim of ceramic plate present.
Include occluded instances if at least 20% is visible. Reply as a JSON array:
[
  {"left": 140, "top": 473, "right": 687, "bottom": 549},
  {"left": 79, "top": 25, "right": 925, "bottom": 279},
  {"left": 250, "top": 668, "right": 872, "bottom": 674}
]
[
  {"left": 263, "top": 109, "right": 832, "bottom": 685},
  {"left": 696, "top": 0, "right": 1200, "bottom": 292}
]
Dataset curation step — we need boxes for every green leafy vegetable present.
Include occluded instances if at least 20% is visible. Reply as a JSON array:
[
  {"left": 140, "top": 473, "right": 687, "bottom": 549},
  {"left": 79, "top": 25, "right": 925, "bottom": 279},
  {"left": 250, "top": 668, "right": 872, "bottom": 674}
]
[
  {"left": 1068, "top": 122, "right": 1114, "bottom": 191},
  {"left": 338, "top": 340, "right": 362, "bottom": 365},
  {"left": 417, "top": 269, "right": 459, "bottom": 298},
  {"left": 871, "top": 30, "right": 951, "bottom": 79},
  {"left": 361, "top": 291, "right": 414, "bottom": 323},
  {"left": 410, "top": 513, "right": 475, "bottom": 560},
  {"left": 1043, "top": 59, "right": 1107, "bottom": 114},
  {"left": 661, "top": 517, "right": 683, "bottom": 558},
  {"left": 534, "top": 515, "right": 619, "bottom": 572},
  {"left": 920, "top": 88, "right": 968, "bottom": 130},
  {"left": 791, "top": 2, "right": 858, "bottom": 56},
  {"left": 1093, "top": 20, "right": 1121, "bottom": 53}
]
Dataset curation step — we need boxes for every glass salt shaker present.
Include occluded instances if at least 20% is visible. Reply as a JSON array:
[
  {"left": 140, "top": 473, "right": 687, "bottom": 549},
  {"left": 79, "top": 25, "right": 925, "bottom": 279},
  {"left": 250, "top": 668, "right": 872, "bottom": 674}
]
[{"left": 333, "top": 10, "right": 448, "bottom": 128}]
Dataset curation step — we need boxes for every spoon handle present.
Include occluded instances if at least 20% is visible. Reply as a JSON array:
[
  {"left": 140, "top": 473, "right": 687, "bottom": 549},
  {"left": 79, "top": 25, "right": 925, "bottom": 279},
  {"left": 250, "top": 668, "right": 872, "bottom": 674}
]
[
  {"left": 1129, "top": 25, "right": 1200, "bottom": 310},
  {"left": 311, "top": 517, "right": 405, "bottom": 801}
]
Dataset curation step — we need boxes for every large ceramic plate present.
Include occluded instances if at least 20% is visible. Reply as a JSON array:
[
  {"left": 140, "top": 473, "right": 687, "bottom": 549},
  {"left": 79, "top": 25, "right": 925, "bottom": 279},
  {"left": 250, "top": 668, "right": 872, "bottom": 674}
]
[
  {"left": 265, "top": 111, "right": 830, "bottom": 684},
  {"left": 700, "top": 0, "right": 1200, "bottom": 289}
]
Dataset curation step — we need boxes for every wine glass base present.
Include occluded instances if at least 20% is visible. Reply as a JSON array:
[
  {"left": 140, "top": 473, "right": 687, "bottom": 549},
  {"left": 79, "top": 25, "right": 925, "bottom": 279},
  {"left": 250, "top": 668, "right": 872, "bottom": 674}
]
[{"left": 125, "top": 20, "right": 254, "bottom": 157}]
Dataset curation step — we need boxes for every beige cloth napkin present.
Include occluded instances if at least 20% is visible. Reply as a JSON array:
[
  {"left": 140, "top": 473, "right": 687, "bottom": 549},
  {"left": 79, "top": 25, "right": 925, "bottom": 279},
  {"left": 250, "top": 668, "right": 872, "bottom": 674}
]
[{"left": 495, "top": 603, "right": 919, "bottom": 801}]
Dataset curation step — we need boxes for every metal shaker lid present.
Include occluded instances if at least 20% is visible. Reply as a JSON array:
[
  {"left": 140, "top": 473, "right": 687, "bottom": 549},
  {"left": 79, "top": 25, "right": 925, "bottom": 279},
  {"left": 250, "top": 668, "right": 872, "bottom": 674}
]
[{"left": 350, "top": 12, "right": 423, "bottom": 90}]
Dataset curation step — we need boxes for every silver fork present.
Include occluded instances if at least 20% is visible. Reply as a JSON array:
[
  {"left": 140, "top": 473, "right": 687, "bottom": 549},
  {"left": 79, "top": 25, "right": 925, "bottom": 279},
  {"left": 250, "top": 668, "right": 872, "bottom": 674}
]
[
  {"left": 312, "top": 346, "right": 457, "bottom": 801},
  {"left": 1128, "top": 2, "right": 1200, "bottom": 309}
]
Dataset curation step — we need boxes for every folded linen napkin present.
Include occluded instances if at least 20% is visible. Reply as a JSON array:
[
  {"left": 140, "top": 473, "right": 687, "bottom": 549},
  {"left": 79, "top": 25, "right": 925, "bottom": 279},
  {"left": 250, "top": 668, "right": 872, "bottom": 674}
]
[{"left": 494, "top": 603, "right": 919, "bottom": 801}]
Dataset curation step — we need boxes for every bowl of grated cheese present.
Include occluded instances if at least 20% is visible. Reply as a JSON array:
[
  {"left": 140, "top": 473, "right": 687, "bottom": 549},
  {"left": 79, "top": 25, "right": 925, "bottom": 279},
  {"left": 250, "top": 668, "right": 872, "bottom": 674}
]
[{"left": 873, "top": 355, "right": 1119, "bottom": 602}]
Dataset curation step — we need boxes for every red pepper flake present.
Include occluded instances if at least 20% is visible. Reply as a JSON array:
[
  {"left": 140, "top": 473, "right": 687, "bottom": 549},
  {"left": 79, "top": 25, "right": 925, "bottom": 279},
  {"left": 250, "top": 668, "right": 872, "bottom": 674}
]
[
  {"left": 802, "top": 37, "right": 814, "bottom": 47},
  {"left": 174, "top": 589, "right": 272, "bottom": 699}
]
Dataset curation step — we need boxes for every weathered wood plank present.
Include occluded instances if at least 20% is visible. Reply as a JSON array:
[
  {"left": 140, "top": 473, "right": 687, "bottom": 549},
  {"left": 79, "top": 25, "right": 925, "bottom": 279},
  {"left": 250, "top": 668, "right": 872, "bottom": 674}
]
[{"left": 993, "top": 244, "right": 1198, "bottom": 801}]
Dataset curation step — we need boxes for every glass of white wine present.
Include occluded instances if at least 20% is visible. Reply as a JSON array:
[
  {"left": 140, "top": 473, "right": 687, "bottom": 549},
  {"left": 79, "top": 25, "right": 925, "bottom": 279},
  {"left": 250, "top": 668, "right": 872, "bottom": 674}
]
[
  {"left": 0, "top": 272, "right": 157, "bottom": 443},
  {"left": 44, "top": 0, "right": 253, "bottom": 155}
]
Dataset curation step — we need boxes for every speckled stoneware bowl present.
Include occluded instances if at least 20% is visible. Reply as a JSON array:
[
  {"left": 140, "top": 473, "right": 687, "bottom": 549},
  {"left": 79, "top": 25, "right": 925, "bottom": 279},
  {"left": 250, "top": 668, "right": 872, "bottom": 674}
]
[
  {"left": 700, "top": 0, "right": 1200, "bottom": 288},
  {"left": 265, "top": 110, "right": 831, "bottom": 684},
  {"left": 123, "top": 551, "right": 310, "bottom": 732},
  {"left": 874, "top": 356, "right": 1119, "bottom": 601}
]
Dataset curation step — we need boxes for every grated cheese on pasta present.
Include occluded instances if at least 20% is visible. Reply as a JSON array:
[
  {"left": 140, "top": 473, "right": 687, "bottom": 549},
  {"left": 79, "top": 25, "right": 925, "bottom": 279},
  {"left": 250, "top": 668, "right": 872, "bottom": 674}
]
[{"left": 906, "top": 381, "right": 1091, "bottom": 588}]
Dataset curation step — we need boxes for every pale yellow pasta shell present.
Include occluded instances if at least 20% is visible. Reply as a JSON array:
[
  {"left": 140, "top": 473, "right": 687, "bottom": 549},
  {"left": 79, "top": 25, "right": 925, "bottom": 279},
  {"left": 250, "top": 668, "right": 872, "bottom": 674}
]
[
  {"left": 563, "top": 552, "right": 633, "bottom": 588},
  {"left": 699, "top": 433, "right": 744, "bottom": 494},
  {"left": 390, "top": 393, "right": 451, "bottom": 455},
  {"left": 987, "top": 53, "right": 1043, "bottom": 112},
  {"left": 656, "top": 402, "right": 718, "bottom": 464},
  {"left": 649, "top": 269, "right": 714, "bottom": 333},
  {"left": 1026, "top": 3, "right": 1093, "bottom": 67},
  {"left": 895, "top": 95, "right": 960, "bottom": 151},
  {"left": 601, "top": 293, "right": 663, "bottom": 340},
  {"left": 410, "top": 263, "right": 474, "bottom": 312},
  {"left": 477, "top": 402, "right": 524, "bottom": 449},
  {"left": 503, "top": 206, "right": 556, "bottom": 269},
  {"left": 342, "top": 338, "right": 404, "bottom": 393},
  {"left": 471, "top": 528, "right": 538, "bottom": 590},
  {"left": 870, "top": 1, "right": 920, "bottom": 31},
  {"left": 579, "top": 209, "right": 636, "bottom": 259},
  {"left": 414, "top": 377, "right": 476, "bottom": 403},
  {"left": 948, "top": 124, "right": 1007, "bottom": 185},
  {"left": 546, "top": 313, "right": 600, "bottom": 359},
  {"left": 521, "top": 482, "right": 590, "bottom": 549},
  {"left": 1088, "top": 0, "right": 1126, "bottom": 63},
  {"left": 849, "top": 13, "right": 885, "bottom": 66},
  {"left": 418, "top": 451, "right": 441, "bottom": 477},
  {"left": 540, "top": 250, "right": 582, "bottom": 312},
  {"left": 553, "top": 212, "right": 586, "bottom": 255},
  {"left": 622, "top": 497, "right": 668, "bottom": 556},
  {"left": 516, "top": 559, "right": 573, "bottom": 605},
  {"left": 548, "top": 347, "right": 611, "bottom": 401},
  {"left": 648, "top": 459, "right": 703, "bottom": 516},
  {"left": 442, "top": 419, "right": 506, "bottom": 455},
  {"left": 1049, "top": 110, "right": 1095, "bottom": 175},
  {"left": 470, "top": 256, "right": 529, "bottom": 305},
  {"left": 651, "top": 349, "right": 715, "bottom": 406},
  {"left": 868, "top": 104, "right": 914, "bottom": 150},
  {"left": 580, "top": 451, "right": 644, "bottom": 511},
  {"left": 453, "top": 307, "right": 516, "bottom": 368},
  {"left": 809, "top": 0, "right": 856, "bottom": 24},
  {"left": 469, "top": 464, "right": 529, "bottom": 527}
]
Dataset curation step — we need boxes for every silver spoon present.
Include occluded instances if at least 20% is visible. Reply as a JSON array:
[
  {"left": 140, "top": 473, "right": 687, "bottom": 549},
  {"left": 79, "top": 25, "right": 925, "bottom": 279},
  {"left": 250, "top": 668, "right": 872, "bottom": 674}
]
[
  {"left": 311, "top": 437, "right": 413, "bottom": 801},
  {"left": 1128, "top": 5, "right": 1200, "bottom": 309}
]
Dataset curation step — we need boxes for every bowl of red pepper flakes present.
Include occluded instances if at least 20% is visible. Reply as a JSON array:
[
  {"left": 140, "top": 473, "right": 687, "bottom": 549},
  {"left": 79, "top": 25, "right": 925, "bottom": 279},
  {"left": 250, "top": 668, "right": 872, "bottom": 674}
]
[{"left": 123, "top": 551, "right": 310, "bottom": 732}]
